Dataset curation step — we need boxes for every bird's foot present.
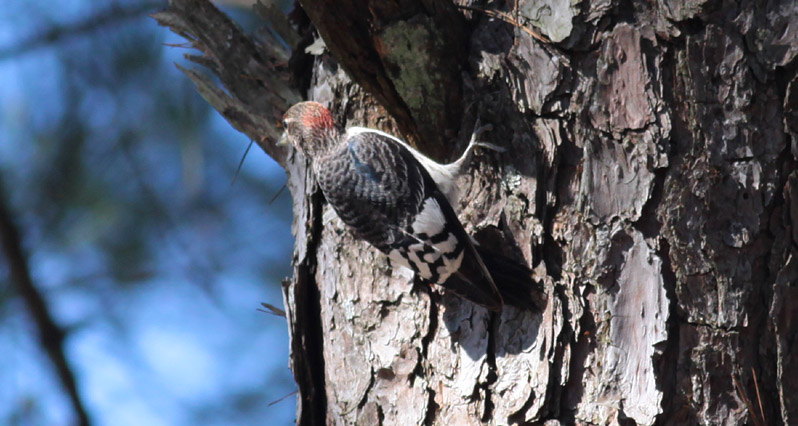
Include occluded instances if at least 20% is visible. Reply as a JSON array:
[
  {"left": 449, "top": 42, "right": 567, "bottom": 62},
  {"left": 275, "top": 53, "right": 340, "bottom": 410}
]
[{"left": 469, "top": 118, "right": 505, "bottom": 153}]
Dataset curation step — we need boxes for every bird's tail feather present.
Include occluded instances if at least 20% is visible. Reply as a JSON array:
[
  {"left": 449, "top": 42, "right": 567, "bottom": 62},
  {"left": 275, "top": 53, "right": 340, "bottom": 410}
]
[
  {"left": 440, "top": 273, "right": 504, "bottom": 312},
  {"left": 476, "top": 246, "right": 547, "bottom": 311}
]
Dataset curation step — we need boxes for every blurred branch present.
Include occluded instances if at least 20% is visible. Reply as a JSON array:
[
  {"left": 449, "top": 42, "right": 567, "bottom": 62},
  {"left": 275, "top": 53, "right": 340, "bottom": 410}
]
[
  {"left": 0, "top": 178, "right": 91, "bottom": 426},
  {"left": 0, "top": 1, "right": 163, "bottom": 61}
]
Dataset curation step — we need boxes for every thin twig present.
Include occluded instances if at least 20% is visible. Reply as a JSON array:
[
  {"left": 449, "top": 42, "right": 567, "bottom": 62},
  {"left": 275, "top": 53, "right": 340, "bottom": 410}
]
[
  {"left": 732, "top": 372, "right": 763, "bottom": 426},
  {"left": 269, "top": 184, "right": 288, "bottom": 205},
  {"left": 0, "top": 177, "right": 91, "bottom": 426},
  {"left": 457, "top": 5, "right": 551, "bottom": 44},
  {"left": 162, "top": 42, "right": 194, "bottom": 48},
  {"left": 268, "top": 390, "right": 298, "bottom": 406},
  {"left": 751, "top": 367, "right": 766, "bottom": 426}
]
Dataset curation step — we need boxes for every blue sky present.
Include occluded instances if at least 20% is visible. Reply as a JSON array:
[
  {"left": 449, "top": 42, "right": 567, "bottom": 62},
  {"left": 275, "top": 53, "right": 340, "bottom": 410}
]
[{"left": 0, "top": 1, "right": 298, "bottom": 424}]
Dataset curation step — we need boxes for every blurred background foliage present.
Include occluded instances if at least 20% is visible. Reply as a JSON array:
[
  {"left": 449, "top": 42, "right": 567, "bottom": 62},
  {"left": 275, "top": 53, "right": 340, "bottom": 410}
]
[{"left": 0, "top": 0, "right": 297, "bottom": 424}]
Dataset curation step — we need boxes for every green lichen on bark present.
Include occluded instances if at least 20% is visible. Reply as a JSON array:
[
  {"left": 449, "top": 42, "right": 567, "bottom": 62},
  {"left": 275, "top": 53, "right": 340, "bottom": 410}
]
[
  {"left": 518, "top": 0, "right": 580, "bottom": 43},
  {"left": 378, "top": 16, "right": 448, "bottom": 138}
]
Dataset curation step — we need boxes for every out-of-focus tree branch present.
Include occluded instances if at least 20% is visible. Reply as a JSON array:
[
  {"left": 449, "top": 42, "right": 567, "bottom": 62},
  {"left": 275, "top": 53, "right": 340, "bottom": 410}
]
[
  {"left": 0, "top": 1, "right": 162, "bottom": 61},
  {"left": 0, "top": 177, "right": 91, "bottom": 426}
]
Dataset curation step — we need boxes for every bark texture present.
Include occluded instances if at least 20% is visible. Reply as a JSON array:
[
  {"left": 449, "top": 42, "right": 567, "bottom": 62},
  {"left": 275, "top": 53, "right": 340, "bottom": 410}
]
[{"left": 157, "top": 0, "right": 798, "bottom": 424}]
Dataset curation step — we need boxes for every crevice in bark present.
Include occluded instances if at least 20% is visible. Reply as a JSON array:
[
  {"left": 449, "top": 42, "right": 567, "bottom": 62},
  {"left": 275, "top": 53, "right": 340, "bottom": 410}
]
[
  {"left": 758, "top": 65, "right": 798, "bottom": 420},
  {"left": 423, "top": 387, "right": 439, "bottom": 426},
  {"left": 417, "top": 283, "right": 439, "bottom": 425},
  {"left": 683, "top": 318, "right": 746, "bottom": 333},
  {"left": 508, "top": 390, "right": 540, "bottom": 425},
  {"left": 545, "top": 282, "right": 574, "bottom": 420},
  {"left": 656, "top": 236, "right": 682, "bottom": 421},
  {"left": 672, "top": 17, "right": 708, "bottom": 41},
  {"left": 377, "top": 403, "right": 385, "bottom": 426},
  {"left": 419, "top": 285, "right": 439, "bottom": 361},
  {"left": 650, "top": 45, "right": 679, "bottom": 410},
  {"left": 530, "top": 108, "right": 573, "bottom": 121},
  {"left": 774, "top": 56, "right": 798, "bottom": 96},
  {"left": 634, "top": 166, "right": 667, "bottom": 240},
  {"left": 286, "top": 7, "right": 315, "bottom": 97},
  {"left": 356, "top": 373, "right": 375, "bottom": 412},
  {"left": 537, "top": 119, "right": 565, "bottom": 280},
  {"left": 652, "top": 51, "right": 684, "bottom": 420},
  {"left": 539, "top": 216, "right": 563, "bottom": 282},
  {"left": 617, "top": 410, "right": 638, "bottom": 426},
  {"left": 292, "top": 189, "right": 328, "bottom": 426},
  {"left": 481, "top": 313, "right": 499, "bottom": 423},
  {"left": 751, "top": 164, "right": 792, "bottom": 424},
  {"left": 533, "top": 106, "right": 570, "bottom": 421},
  {"left": 614, "top": 0, "right": 637, "bottom": 27},
  {"left": 561, "top": 283, "right": 597, "bottom": 417},
  {"left": 745, "top": 311, "right": 773, "bottom": 423}
]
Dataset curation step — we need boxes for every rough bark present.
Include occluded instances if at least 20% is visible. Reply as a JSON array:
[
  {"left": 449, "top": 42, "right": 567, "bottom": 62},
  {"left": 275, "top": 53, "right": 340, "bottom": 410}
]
[{"left": 157, "top": 0, "right": 798, "bottom": 424}]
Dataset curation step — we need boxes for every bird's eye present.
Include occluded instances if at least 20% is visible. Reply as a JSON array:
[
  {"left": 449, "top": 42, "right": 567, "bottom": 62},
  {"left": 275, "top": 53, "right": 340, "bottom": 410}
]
[{"left": 281, "top": 120, "right": 288, "bottom": 130}]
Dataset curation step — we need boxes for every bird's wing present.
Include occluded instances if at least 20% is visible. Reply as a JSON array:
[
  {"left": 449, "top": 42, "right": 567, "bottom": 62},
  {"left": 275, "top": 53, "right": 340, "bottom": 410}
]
[{"left": 315, "top": 130, "right": 503, "bottom": 311}]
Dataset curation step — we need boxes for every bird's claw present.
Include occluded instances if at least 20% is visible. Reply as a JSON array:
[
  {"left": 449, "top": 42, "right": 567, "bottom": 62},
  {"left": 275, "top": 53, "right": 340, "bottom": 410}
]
[
  {"left": 469, "top": 118, "right": 504, "bottom": 153},
  {"left": 474, "top": 141, "right": 506, "bottom": 153}
]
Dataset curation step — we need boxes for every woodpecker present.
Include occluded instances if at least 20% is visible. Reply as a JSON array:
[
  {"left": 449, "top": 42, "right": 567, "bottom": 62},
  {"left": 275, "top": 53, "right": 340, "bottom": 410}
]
[{"left": 279, "top": 101, "right": 541, "bottom": 312}]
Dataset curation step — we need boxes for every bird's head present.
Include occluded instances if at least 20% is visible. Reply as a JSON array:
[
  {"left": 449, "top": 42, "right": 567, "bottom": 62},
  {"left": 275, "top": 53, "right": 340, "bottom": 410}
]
[{"left": 278, "top": 101, "right": 339, "bottom": 160}]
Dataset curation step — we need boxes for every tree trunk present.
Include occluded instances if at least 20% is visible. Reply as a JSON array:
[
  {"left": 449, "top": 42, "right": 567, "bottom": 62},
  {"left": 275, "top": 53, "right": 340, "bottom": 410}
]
[{"left": 156, "top": 0, "right": 798, "bottom": 424}]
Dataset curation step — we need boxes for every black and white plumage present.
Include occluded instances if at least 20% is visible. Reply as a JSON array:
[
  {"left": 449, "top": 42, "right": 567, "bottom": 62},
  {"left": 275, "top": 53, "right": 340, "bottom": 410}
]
[{"left": 280, "top": 101, "right": 540, "bottom": 312}]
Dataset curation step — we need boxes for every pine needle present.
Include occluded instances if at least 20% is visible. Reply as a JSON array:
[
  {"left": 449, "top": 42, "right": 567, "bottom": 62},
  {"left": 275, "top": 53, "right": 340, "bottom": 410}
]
[
  {"left": 457, "top": 5, "right": 551, "bottom": 44},
  {"left": 258, "top": 302, "right": 286, "bottom": 317},
  {"left": 231, "top": 139, "right": 255, "bottom": 186}
]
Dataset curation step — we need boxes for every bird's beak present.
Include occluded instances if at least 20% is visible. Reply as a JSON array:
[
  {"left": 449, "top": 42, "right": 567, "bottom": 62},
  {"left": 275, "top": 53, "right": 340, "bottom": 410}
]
[{"left": 276, "top": 132, "right": 290, "bottom": 147}]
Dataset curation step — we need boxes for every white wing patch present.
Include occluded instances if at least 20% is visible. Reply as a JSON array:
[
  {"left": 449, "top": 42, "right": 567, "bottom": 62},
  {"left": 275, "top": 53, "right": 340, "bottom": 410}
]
[
  {"left": 411, "top": 198, "right": 446, "bottom": 237},
  {"left": 388, "top": 197, "right": 464, "bottom": 283},
  {"left": 432, "top": 246, "right": 463, "bottom": 284},
  {"left": 407, "top": 244, "right": 433, "bottom": 278},
  {"left": 438, "top": 233, "right": 459, "bottom": 254}
]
